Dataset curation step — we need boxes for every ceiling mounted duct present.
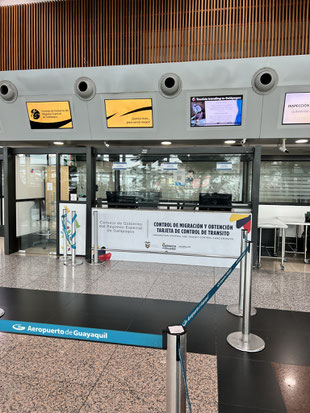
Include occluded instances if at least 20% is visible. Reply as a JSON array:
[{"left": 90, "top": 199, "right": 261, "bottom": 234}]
[
  {"left": 75, "top": 77, "right": 96, "bottom": 101},
  {"left": 159, "top": 73, "right": 182, "bottom": 98},
  {"left": 252, "top": 68, "right": 278, "bottom": 94},
  {"left": 0, "top": 81, "right": 18, "bottom": 103}
]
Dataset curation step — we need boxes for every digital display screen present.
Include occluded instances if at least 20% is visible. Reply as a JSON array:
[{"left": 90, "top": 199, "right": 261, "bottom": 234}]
[
  {"left": 282, "top": 93, "right": 310, "bottom": 125},
  {"left": 105, "top": 98, "right": 153, "bottom": 128},
  {"left": 190, "top": 96, "right": 243, "bottom": 127}
]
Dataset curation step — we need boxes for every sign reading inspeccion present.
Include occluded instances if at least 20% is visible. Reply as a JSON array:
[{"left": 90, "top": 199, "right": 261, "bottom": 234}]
[
  {"left": 105, "top": 98, "right": 153, "bottom": 128},
  {"left": 26, "top": 101, "right": 73, "bottom": 129}
]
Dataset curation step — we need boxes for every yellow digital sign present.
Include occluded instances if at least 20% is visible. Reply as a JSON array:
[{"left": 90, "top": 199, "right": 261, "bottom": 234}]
[
  {"left": 105, "top": 98, "right": 153, "bottom": 128},
  {"left": 26, "top": 101, "right": 73, "bottom": 129}
]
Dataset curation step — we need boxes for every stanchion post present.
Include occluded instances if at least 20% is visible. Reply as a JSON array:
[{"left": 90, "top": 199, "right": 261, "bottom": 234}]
[
  {"left": 87, "top": 210, "right": 102, "bottom": 265},
  {"left": 59, "top": 209, "right": 68, "bottom": 262},
  {"left": 166, "top": 326, "right": 187, "bottom": 413},
  {"left": 64, "top": 210, "right": 68, "bottom": 261},
  {"left": 227, "top": 229, "right": 256, "bottom": 317},
  {"left": 243, "top": 244, "right": 253, "bottom": 338},
  {"left": 64, "top": 210, "right": 83, "bottom": 267},
  {"left": 71, "top": 211, "right": 76, "bottom": 265},
  {"left": 227, "top": 242, "right": 265, "bottom": 352},
  {"left": 93, "top": 211, "right": 99, "bottom": 264}
]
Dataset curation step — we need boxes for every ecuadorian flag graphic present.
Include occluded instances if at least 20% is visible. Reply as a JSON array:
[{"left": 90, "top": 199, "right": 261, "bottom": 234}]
[{"left": 230, "top": 214, "right": 251, "bottom": 233}]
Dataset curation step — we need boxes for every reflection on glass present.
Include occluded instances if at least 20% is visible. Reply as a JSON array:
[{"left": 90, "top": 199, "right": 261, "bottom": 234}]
[
  {"left": 96, "top": 155, "right": 115, "bottom": 200},
  {"left": 60, "top": 155, "right": 87, "bottom": 201},
  {"left": 96, "top": 154, "right": 244, "bottom": 205},
  {"left": 260, "top": 161, "right": 310, "bottom": 204},
  {"left": 15, "top": 154, "right": 56, "bottom": 254}
]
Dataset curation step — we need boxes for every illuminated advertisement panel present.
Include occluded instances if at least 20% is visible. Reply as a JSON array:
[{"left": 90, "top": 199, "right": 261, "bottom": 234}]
[
  {"left": 105, "top": 98, "right": 153, "bottom": 128},
  {"left": 282, "top": 93, "right": 310, "bottom": 125},
  {"left": 190, "top": 96, "right": 243, "bottom": 127}
]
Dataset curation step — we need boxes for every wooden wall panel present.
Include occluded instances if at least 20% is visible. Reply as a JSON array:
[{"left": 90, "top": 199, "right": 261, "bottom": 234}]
[{"left": 0, "top": 0, "right": 309, "bottom": 71}]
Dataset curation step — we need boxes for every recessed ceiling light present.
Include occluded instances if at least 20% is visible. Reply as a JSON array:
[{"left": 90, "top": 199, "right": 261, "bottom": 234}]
[
  {"left": 224, "top": 140, "right": 236, "bottom": 144},
  {"left": 295, "top": 139, "right": 308, "bottom": 144},
  {"left": 53, "top": 141, "right": 64, "bottom": 145},
  {"left": 161, "top": 141, "right": 172, "bottom": 145}
]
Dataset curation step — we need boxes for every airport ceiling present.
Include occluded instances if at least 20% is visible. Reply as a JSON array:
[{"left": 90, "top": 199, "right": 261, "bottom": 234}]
[{"left": 1, "top": 139, "right": 310, "bottom": 156}]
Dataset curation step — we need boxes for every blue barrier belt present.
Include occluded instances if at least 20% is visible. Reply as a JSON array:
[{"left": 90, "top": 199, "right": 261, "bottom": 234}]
[
  {"left": 181, "top": 245, "right": 250, "bottom": 328},
  {"left": 0, "top": 320, "right": 163, "bottom": 349},
  {"left": 71, "top": 212, "right": 77, "bottom": 250},
  {"left": 178, "top": 343, "right": 192, "bottom": 413},
  {"left": 61, "top": 214, "right": 72, "bottom": 247}
]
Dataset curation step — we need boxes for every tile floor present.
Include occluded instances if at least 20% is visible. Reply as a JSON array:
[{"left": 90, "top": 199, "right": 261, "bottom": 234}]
[
  {"left": 0, "top": 252, "right": 308, "bottom": 312},
  {"left": 0, "top": 239, "right": 308, "bottom": 412},
  {"left": 0, "top": 332, "right": 217, "bottom": 413}
]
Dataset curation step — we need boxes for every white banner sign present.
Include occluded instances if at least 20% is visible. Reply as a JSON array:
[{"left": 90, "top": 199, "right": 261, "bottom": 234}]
[{"left": 93, "top": 209, "right": 251, "bottom": 267}]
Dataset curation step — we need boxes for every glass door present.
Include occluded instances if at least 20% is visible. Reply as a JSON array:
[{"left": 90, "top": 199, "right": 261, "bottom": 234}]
[
  {"left": 16, "top": 154, "right": 57, "bottom": 254},
  {"left": 0, "top": 159, "right": 4, "bottom": 237}
]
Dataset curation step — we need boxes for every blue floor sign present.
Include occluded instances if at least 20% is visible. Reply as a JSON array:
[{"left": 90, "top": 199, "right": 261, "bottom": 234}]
[{"left": 0, "top": 320, "right": 163, "bottom": 349}]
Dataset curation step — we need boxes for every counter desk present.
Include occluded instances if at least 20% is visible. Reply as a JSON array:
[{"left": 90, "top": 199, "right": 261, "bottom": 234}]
[{"left": 91, "top": 206, "right": 252, "bottom": 268}]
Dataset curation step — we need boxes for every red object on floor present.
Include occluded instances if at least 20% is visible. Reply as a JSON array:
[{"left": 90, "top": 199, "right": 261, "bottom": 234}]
[{"left": 99, "top": 253, "right": 112, "bottom": 262}]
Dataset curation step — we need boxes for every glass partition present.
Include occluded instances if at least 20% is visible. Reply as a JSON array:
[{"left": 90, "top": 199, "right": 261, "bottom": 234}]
[
  {"left": 15, "top": 154, "right": 57, "bottom": 254},
  {"left": 0, "top": 160, "right": 3, "bottom": 227},
  {"left": 60, "top": 154, "right": 87, "bottom": 202},
  {"left": 96, "top": 153, "right": 249, "bottom": 207},
  {"left": 96, "top": 154, "right": 115, "bottom": 200},
  {"left": 260, "top": 161, "right": 310, "bottom": 204}
]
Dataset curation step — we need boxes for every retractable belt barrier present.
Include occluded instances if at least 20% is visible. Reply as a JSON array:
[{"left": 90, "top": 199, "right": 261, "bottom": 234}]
[
  {"left": 166, "top": 243, "right": 253, "bottom": 413},
  {"left": 0, "top": 229, "right": 263, "bottom": 413},
  {"left": 181, "top": 245, "right": 250, "bottom": 328},
  {"left": 0, "top": 320, "right": 163, "bottom": 348}
]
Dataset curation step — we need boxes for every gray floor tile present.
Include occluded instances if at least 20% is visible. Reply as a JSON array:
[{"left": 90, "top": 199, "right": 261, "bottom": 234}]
[
  {"left": 80, "top": 345, "right": 218, "bottom": 413},
  {"left": 0, "top": 242, "right": 308, "bottom": 312},
  {"left": 24, "top": 276, "right": 93, "bottom": 294},
  {"left": 161, "top": 263, "right": 214, "bottom": 277},
  {"left": 112, "top": 260, "right": 164, "bottom": 272},
  {"left": 0, "top": 374, "right": 92, "bottom": 413},
  {"left": 0, "top": 335, "right": 116, "bottom": 385}
]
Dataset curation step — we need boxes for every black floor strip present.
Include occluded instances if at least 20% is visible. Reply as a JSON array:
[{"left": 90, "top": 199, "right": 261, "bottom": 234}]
[{"left": 0, "top": 287, "right": 309, "bottom": 412}]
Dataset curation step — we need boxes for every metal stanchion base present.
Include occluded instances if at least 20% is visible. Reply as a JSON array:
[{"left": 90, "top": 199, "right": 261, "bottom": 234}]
[
  {"left": 58, "top": 256, "right": 69, "bottom": 262},
  {"left": 226, "top": 304, "right": 257, "bottom": 317},
  {"left": 0, "top": 308, "right": 4, "bottom": 317},
  {"left": 86, "top": 259, "right": 102, "bottom": 266},
  {"left": 64, "top": 259, "right": 84, "bottom": 267},
  {"left": 227, "top": 331, "right": 265, "bottom": 353}
]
